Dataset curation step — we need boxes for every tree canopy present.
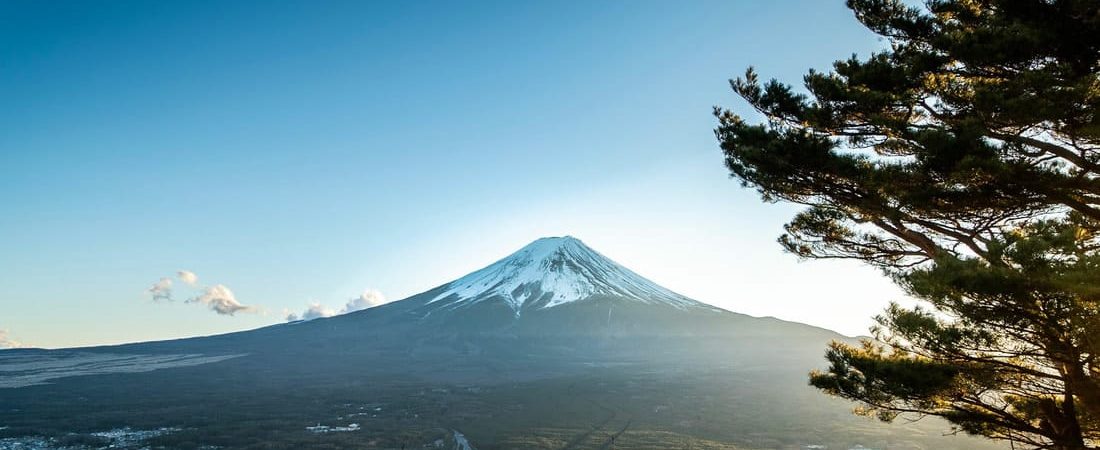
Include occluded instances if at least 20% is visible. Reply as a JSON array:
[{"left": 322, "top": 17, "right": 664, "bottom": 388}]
[{"left": 715, "top": 1, "right": 1100, "bottom": 448}]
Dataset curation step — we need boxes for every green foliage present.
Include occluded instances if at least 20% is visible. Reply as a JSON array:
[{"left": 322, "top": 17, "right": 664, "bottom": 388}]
[{"left": 716, "top": 0, "right": 1100, "bottom": 448}]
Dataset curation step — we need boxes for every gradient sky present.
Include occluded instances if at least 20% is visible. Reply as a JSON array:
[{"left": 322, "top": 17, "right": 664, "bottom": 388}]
[{"left": 0, "top": 0, "right": 909, "bottom": 348}]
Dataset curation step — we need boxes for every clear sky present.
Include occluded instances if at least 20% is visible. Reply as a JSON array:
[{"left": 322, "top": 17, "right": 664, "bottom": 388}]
[{"left": 0, "top": 0, "right": 909, "bottom": 348}]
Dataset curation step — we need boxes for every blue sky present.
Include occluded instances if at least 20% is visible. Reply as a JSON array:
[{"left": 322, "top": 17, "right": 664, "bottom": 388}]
[{"left": 0, "top": 0, "right": 904, "bottom": 348}]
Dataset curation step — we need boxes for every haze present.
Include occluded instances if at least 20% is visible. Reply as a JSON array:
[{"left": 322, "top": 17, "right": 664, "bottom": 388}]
[{"left": 1, "top": 0, "right": 901, "bottom": 348}]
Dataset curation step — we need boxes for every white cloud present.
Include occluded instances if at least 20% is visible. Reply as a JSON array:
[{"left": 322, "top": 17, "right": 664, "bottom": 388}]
[
  {"left": 301, "top": 302, "right": 336, "bottom": 320},
  {"left": 147, "top": 277, "right": 173, "bottom": 302},
  {"left": 340, "top": 289, "right": 388, "bottom": 314},
  {"left": 177, "top": 270, "right": 198, "bottom": 286},
  {"left": 282, "top": 308, "right": 299, "bottom": 322},
  {"left": 0, "top": 330, "right": 23, "bottom": 349},
  {"left": 186, "top": 284, "right": 258, "bottom": 316},
  {"left": 147, "top": 271, "right": 259, "bottom": 316},
  {"left": 286, "top": 289, "right": 388, "bottom": 322}
]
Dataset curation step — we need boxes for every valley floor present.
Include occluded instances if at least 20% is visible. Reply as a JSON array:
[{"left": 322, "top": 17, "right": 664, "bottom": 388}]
[{"left": 0, "top": 345, "right": 1003, "bottom": 450}]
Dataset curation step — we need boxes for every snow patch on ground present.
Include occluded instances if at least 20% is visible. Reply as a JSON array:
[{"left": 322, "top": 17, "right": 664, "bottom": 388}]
[
  {"left": 0, "top": 426, "right": 179, "bottom": 449},
  {"left": 90, "top": 427, "right": 181, "bottom": 444},
  {"left": 305, "top": 423, "right": 360, "bottom": 433},
  {"left": 452, "top": 430, "right": 476, "bottom": 450}
]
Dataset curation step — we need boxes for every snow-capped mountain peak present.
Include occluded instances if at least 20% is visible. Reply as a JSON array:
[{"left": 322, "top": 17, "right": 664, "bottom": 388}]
[{"left": 427, "top": 236, "right": 706, "bottom": 314}]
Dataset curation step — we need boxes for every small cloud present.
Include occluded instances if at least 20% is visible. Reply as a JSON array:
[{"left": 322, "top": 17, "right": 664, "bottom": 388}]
[
  {"left": 147, "top": 277, "right": 173, "bottom": 302},
  {"left": 146, "top": 271, "right": 259, "bottom": 316},
  {"left": 186, "top": 284, "right": 258, "bottom": 316},
  {"left": 286, "top": 289, "right": 388, "bottom": 322},
  {"left": 341, "top": 289, "right": 388, "bottom": 314},
  {"left": 177, "top": 270, "right": 198, "bottom": 286},
  {"left": 283, "top": 308, "right": 300, "bottom": 322},
  {"left": 0, "top": 330, "right": 23, "bottom": 350},
  {"left": 301, "top": 302, "right": 336, "bottom": 320}
]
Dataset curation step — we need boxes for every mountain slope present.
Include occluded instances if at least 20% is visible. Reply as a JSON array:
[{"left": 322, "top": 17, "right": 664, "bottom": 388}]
[
  {"left": 0, "top": 236, "right": 1004, "bottom": 450},
  {"left": 424, "top": 236, "right": 710, "bottom": 314},
  {"left": 278, "top": 236, "right": 825, "bottom": 341}
]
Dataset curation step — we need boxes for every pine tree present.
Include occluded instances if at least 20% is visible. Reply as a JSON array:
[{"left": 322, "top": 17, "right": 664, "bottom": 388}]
[{"left": 714, "top": 1, "right": 1100, "bottom": 448}]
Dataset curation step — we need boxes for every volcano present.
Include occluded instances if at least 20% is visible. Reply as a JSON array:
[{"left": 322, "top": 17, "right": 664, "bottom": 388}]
[
  {"left": 425, "top": 236, "right": 707, "bottom": 313},
  {"left": 0, "top": 237, "right": 999, "bottom": 450},
  {"left": 281, "top": 236, "right": 819, "bottom": 340}
]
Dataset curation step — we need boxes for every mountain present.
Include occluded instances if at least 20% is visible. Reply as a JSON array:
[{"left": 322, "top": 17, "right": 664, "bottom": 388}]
[
  {"left": 0, "top": 237, "right": 1004, "bottom": 450},
  {"left": 260, "top": 236, "right": 830, "bottom": 344},
  {"left": 424, "top": 236, "right": 707, "bottom": 313},
  {"left": 379, "top": 235, "right": 768, "bottom": 339}
]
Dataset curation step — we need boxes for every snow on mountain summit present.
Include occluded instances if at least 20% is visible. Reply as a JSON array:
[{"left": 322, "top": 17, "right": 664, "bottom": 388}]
[{"left": 428, "top": 236, "right": 707, "bottom": 314}]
